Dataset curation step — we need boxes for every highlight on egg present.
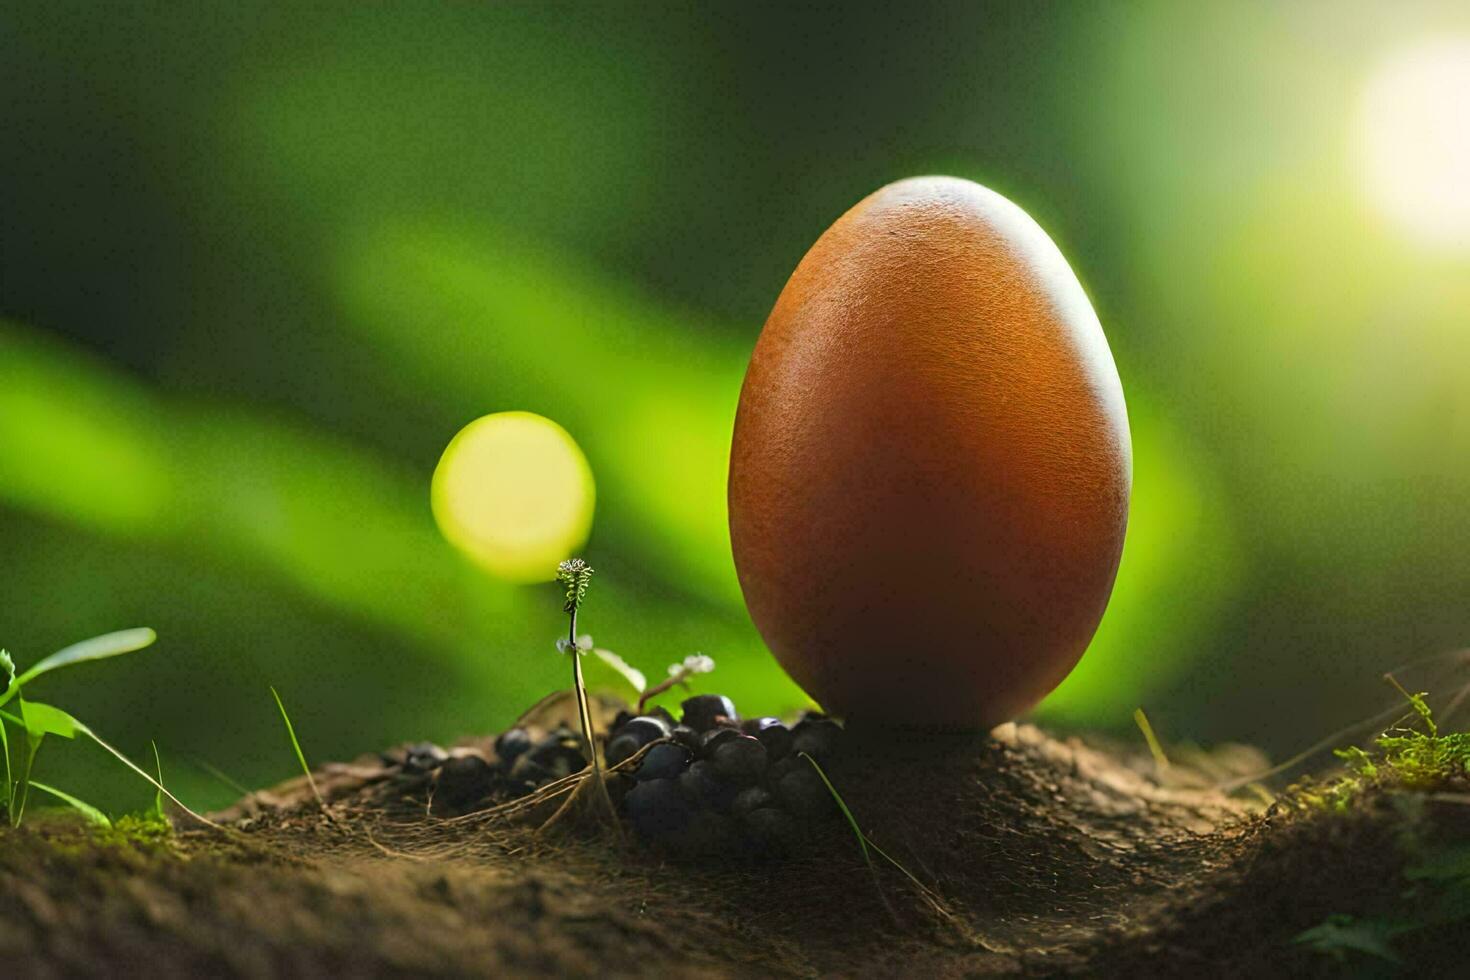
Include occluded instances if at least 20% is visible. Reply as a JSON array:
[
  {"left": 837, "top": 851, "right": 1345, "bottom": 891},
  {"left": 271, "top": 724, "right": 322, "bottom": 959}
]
[{"left": 728, "top": 176, "right": 1131, "bottom": 730}]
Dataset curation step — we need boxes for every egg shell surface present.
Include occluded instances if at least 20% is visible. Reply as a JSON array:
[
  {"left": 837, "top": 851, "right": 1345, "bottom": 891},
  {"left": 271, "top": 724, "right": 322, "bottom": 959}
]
[{"left": 728, "top": 176, "right": 1131, "bottom": 729}]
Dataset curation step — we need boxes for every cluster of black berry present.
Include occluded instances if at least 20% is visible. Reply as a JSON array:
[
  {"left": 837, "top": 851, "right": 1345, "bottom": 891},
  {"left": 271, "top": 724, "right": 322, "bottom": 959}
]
[
  {"left": 409, "top": 696, "right": 845, "bottom": 855},
  {"left": 607, "top": 694, "right": 844, "bottom": 856}
]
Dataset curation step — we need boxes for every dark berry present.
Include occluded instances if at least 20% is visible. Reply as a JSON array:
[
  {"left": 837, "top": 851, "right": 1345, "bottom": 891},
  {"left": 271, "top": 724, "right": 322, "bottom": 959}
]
[
  {"left": 774, "top": 764, "right": 838, "bottom": 820},
  {"left": 791, "top": 718, "right": 843, "bottom": 760},
  {"left": 680, "top": 694, "right": 739, "bottom": 732},
  {"left": 493, "top": 728, "right": 533, "bottom": 764},
  {"left": 678, "top": 760, "right": 735, "bottom": 808},
  {"left": 764, "top": 754, "right": 802, "bottom": 786},
  {"left": 643, "top": 704, "right": 677, "bottom": 728},
  {"left": 744, "top": 719, "right": 794, "bottom": 761},
  {"left": 605, "top": 734, "right": 640, "bottom": 767},
  {"left": 698, "top": 727, "right": 743, "bottom": 756},
  {"left": 621, "top": 715, "right": 673, "bottom": 741},
  {"left": 670, "top": 725, "right": 702, "bottom": 751},
  {"left": 606, "top": 715, "right": 673, "bottom": 766},
  {"left": 509, "top": 755, "right": 553, "bottom": 787},
  {"left": 710, "top": 735, "right": 767, "bottom": 784},
  {"left": 525, "top": 733, "right": 587, "bottom": 778},
  {"left": 635, "top": 741, "right": 692, "bottom": 781},
  {"left": 435, "top": 754, "right": 496, "bottom": 810},
  {"left": 624, "top": 778, "right": 692, "bottom": 838},
  {"left": 403, "top": 741, "right": 448, "bottom": 773},
  {"left": 731, "top": 785, "right": 775, "bottom": 818}
]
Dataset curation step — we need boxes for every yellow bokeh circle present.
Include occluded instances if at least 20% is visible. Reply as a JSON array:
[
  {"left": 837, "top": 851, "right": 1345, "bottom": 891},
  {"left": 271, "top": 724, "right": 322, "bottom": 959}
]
[{"left": 431, "top": 411, "right": 595, "bottom": 582}]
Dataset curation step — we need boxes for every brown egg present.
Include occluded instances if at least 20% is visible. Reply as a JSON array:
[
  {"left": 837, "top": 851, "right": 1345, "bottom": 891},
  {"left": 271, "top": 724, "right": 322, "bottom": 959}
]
[{"left": 728, "top": 176, "right": 1130, "bottom": 729}]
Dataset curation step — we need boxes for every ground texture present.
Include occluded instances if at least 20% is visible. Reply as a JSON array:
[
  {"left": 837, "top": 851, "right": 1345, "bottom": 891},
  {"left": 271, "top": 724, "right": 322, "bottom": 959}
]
[{"left": 2, "top": 715, "right": 1467, "bottom": 978}]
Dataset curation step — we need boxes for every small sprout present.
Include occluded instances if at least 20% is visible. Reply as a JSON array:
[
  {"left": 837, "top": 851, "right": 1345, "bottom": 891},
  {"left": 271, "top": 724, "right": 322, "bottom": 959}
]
[
  {"left": 541, "top": 558, "right": 620, "bottom": 838},
  {"left": 554, "top": 560, "right": 601, "bottom": 775},
  {"left": 637, "top": 653, "right": 718, "bottom": 714}
]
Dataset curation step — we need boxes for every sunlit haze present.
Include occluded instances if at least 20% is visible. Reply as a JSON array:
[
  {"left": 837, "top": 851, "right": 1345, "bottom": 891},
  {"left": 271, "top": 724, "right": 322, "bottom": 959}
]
[{"left": 1358, "top": 37, "right": 1470, "bottom": 249}]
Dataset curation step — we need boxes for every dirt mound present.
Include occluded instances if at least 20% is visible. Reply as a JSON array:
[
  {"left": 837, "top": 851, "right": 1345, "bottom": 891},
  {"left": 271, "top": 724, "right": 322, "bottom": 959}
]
[{"left": 2, "top": 721, "right": 1466, "bottom": 977}]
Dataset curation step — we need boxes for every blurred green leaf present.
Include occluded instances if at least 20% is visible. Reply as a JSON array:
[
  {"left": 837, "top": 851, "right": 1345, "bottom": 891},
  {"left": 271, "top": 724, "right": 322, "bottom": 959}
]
[
  {"left": 28, "top": 781, "right": 111, "bottom": 827},
  {"left": 5, "top": 629, "right": 157, "bottom": 705},
  {"left": 20, "top": 699, "right": 81, "bottom": 740},
  {"left": 590, "top": 647, "right": 646, "bottom": 697}
]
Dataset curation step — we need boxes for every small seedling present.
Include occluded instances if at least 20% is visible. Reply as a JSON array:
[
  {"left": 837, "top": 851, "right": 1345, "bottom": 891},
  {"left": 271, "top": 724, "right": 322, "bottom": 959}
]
[
  {"left": 637, "top": 654, "right": 717, "bottom": 714},
  {"left": 556, "top": 559, "right": 600, "bottom": 776},
  {"left": 539, "top": 559, "right": 620, "bottom": 837},
  {"left": 0, "top": 629, "right": 220, "bottom": 830}
]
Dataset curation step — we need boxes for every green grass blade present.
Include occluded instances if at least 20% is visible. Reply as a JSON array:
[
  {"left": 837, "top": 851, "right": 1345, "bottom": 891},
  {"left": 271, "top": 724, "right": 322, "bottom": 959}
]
[
  {"left": 271, "top": 686, "right": 326, "bottom": 809},
  {"left": 14, "top": 723, "right": 43, "bottom": 827},
  {"left": 799, "top": 751, "right": 958, "bottom": 925},
  {"left": 75, "top": 723, "right": 224, "bottom": 832},
  {"left": 1133, "top": 707, "right": 1171, "bottom": 774},
  {"left": 0, "top": 709, "right": 11, "bottom": 813},
  {"left": 2, "top": 628, "right": 156, "bottom": 707},
  {"left": 28, "top": 781, "right": 111, "bottom": 827},
  {"left": 185, "top": 756, "right": 252, "bottom": 797},
  {"left": 151, "top": 740, "right": 165, "bottom": 819}
]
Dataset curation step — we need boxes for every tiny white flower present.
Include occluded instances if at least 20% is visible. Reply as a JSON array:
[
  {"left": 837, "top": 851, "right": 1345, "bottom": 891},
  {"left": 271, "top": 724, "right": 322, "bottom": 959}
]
[
  {"left": 576, "top": 634, "right": 594, "bottom": 652},
  {"left": 668, "top": 653, "right": 715, "bottom": 676}
]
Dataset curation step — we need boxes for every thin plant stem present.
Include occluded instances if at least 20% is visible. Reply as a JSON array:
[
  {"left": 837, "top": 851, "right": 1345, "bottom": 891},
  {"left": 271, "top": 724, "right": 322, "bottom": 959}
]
[
  {"left": 567, "top": 606, "right": 601, "bottom": 777},
  {"left": 637, "top": 668, "right": 690, "bottom": 715},
  {"left": 80, "top": 726, "right": 225, "bottom": 832}
]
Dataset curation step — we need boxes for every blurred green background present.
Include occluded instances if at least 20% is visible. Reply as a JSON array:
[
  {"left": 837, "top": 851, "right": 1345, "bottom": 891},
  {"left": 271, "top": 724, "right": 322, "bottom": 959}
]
[{"left": 4, "top": 2, "right": 1470, "bottom": 813}]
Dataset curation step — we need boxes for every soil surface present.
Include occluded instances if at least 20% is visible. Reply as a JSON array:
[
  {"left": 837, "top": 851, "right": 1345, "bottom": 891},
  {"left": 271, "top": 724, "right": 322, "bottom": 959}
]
[{"left": 2, "top": 709, "right": 1467, "bottom": 978}]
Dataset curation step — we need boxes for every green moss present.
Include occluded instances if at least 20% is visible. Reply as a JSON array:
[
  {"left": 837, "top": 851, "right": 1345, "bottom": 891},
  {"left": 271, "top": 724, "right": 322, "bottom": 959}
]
[{"left": 1292, "top": 686, "right": 1469, "bottom": 813}]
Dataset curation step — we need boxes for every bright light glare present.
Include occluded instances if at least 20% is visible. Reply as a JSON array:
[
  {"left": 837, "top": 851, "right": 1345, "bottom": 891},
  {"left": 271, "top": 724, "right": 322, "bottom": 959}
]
[
  {"left": 431, "top": 411, "right": 595, "bottom": 583},
  {"left": 1358, "top": 38, "right": 1470, "bottom": 249}
]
